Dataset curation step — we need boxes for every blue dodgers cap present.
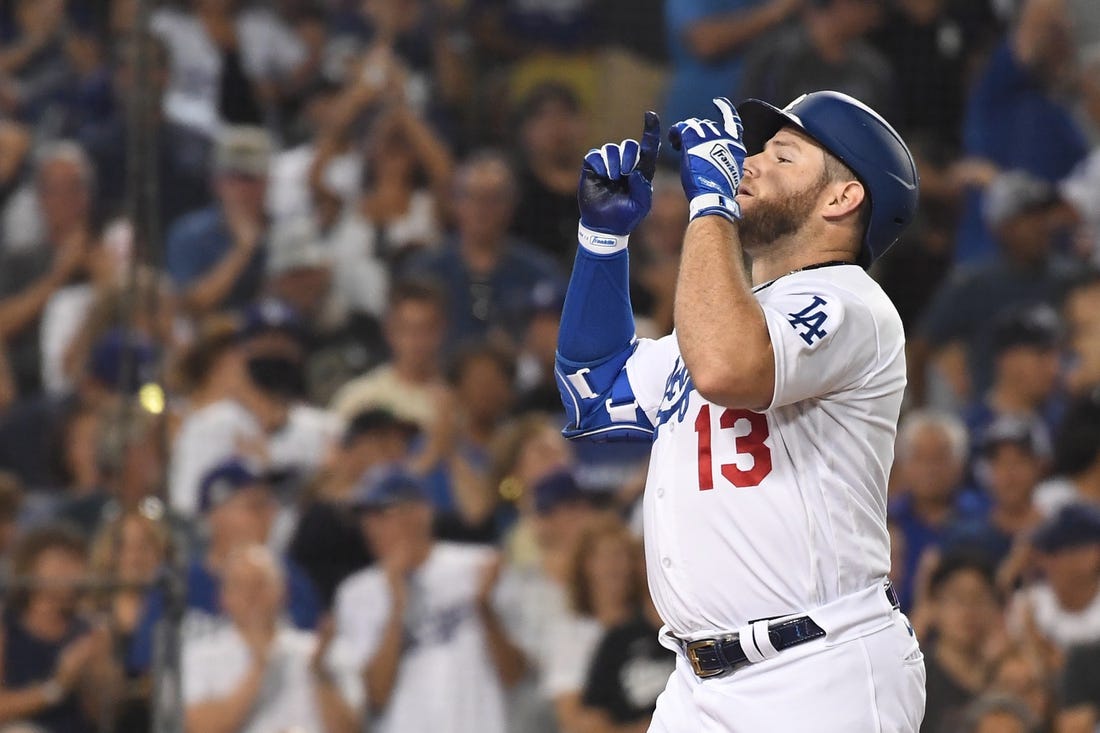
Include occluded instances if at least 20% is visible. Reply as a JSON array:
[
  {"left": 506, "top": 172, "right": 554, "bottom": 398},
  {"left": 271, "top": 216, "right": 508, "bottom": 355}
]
[
  {"left": 350, "top": 467, "right": 429, "bottom": 513},
  {"left": 1032, "top": 504, "right": 1100, "bottom": 554},
  {"left": 89, "top": 328, "right": 158, "bottom": 393},
  {"left": 237, "top": 298, "right": 305, "bottom": 341},
  {"left": 198, "top": 457, "right": 267, "bottom": 513},
  {"left": 533, "top": 469, "right": 587, "bottom": 515}
]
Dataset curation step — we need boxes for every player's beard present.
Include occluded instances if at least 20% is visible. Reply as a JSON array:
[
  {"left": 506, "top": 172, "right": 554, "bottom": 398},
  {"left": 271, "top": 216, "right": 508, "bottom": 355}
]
[{"left": 737, "top": 179, "right": 824, "bottom": 252}]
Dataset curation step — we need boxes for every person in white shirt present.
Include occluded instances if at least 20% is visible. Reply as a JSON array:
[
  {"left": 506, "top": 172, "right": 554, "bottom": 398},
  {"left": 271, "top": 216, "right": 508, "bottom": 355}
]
[
  {"left": 1009, "top": 504, "right": 1100, "bottom": 650},
  {"left": 170, "top": 298, "right": 340, "bottom": 516},
  {"left": 183, "top": 544, "right": 357, "bottom": 733},
  {"left": 330, "top": 467, "right": 526, "bottom": 733}
]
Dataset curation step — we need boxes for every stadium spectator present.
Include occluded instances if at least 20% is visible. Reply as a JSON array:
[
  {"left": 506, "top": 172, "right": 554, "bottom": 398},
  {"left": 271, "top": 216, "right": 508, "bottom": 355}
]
[
  {"left": 329, "top": 279, "right": 449, "bottom": 427},
  {"left": 958, "top": 693, "right": 1039, "bottom": 733},
  {"left": 550, "top": 516, "right": 647, "bottom": 733},
  {"left": 513, "top": 281, "right": 567, "bottom": 415},
  {"left": 0, "top": 141, "right": 96, "bottom": 396},
  {"left": 630, "top": 171, "right": 688, "bottom": 339},
  {"left": 169, "top": 300, "right": 339, "bottom": 516},
  {"left": 129, "top": 457, "right": 320, "bottom": 674},
  {"left": 77, "top": 37, "right": 213, "bottom": 227},
  {"left": 0, "top": 472, "right": 24, "bottom": 565},
  {"left": 85, "top": 509, "right": 171, "bottom": 733},
  {"left": 962, "top": 304, "right": 1065, "bottom": 445},
  {"left": 0, "top": 524, "right": 119, "bottom": 733},
  {"left": 662, "top": 0, "right": 802, "bottom": 131},
  {"left": 916, "top": 171, "right": 1076, "bottom": 403},
  {"left": 261, "top": 214, "right": 388, "bottom": 404},
  {"left": 889, "top": 410, "right": 975, "bottom": 609},
  {"left": 955, "top": 0, "right": 1089, "bottom": 262},
  {"left": 324, "top": 102, "right": 452, "bottom": 316},
  {"left": 406, "top": 151, "right": 563, "bottom": 353},
  {"left": 510, "top": 83, "right": 587, "bottom": 266},
  {"left": 1007, "top": 503, "right": 1100, "bottom": 651},
  {"left": 0, "top": 327, "right": 157, "bottom": 494},
  {"left": 182, "top": 544, "right": 356, "bottom": 733},
  {"left": 330, "top": 467, "right": 525, "bottom": 732},
  {"left": 164, "top": 125, "right": 272, "bottom": 315},
  {"left": 1062, "top": 271, "right": 1100, "bottom": 395},
  {"left": 1033, "top": 389, "right": 1100, "bottom": 516},
  {"left": 0, "top": 0, "right": 74, "bottom": 130},
  {"left": 54, "top": 402, "right": 171, "bottom": 539},
  {"left": 921, "top": 553, "right": 1004, "bottom": 733},
  {"left": 0, "top": 119, "right": 32, "bottom": 252},
  {"left": 288, "top": 408, "right": 418, "bottom": 609},
  {"left": 942, "top": 416, "right": 1049, "bottom": 568},
  {"left": 1060, "top": 639, "right": 1100, "bottom": 733},
  {"left": 415, "top": 340, "right": 516, "bottom": 539},
  {"left": 986, "top": 647, "right": 1054, "bottom": 732},
  {"left": 739, "top": 0, "right": 892, "bottom": 116},
  {"left": 870, "top": 0, "right": 998, "bottom": 163},
  {"left": 150, "top": 0, "right": 306, "bottom": 137},
  {"left": 39, "top": 218, "right": 133, "bottom": 397},
  {"left": 579, "top": 550, "right": 674, "bottom": 733}
]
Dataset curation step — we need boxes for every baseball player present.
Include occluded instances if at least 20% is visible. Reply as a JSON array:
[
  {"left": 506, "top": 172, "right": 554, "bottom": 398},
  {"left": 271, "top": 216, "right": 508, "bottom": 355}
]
[{"left": 555, "top": 91, "right": 926, "bottom": 731}]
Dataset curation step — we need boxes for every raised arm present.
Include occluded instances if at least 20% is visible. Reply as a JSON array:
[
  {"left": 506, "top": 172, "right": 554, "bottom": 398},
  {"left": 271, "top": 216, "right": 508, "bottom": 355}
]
[
  {"left": 555, "top": 114, "right": 661, "bottom": 442},
  {"left": 666, "top": 100, "right": 773, "bottom": 410}
]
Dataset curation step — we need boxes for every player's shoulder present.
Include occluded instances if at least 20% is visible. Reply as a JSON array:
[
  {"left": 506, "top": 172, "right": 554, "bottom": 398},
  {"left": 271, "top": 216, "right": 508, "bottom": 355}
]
[{"left": 758, "top": 265, "right": 897, "bottom": 318}]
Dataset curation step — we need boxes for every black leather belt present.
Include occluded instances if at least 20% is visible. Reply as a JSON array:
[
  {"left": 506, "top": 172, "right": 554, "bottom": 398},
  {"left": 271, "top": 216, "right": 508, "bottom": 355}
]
[{"left": 682, "top": 583, "right": 901, "bottom": 679}]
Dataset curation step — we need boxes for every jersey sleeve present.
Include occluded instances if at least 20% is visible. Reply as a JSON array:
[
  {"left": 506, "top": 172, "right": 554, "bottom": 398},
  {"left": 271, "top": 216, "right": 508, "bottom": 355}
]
[
  {"left": 625, "top": 334, "right": 682, "bottom": 427},
  {"left": 760, "top": 279, "right": 884, "bottom": 409}
]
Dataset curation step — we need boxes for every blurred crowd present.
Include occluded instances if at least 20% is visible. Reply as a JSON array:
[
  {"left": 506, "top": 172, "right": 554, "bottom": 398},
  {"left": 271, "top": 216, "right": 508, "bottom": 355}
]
[{"left": 0, "top": 0, "right": 1096, "bottom": 732}]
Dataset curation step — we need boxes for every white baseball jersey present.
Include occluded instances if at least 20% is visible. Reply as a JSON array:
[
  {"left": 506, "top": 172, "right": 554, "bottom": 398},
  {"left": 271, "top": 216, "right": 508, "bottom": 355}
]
[{"left": 625, "top": 264, "right": 906, "bottom": 638}]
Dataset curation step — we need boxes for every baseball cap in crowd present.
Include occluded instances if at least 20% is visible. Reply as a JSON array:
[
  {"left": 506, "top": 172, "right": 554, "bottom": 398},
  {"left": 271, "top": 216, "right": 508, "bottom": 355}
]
[
  {"left": 89, "top": 328, "right": 158, "bottom": 394},
  {"left": 198, "top": 457, "right": 269, "bottom": 513},
  {"left": 342, "top": 408, "right": 420, "bottom": 447},
  {"left": 214, "top": 126, "right": 272, "bottom": 177},
  {"left": 978, "top": 415, "right": 1052, "bottom": 460},
  {"left": 527, "top": 279, "right": 566, "bottom": 319},
  {"left": 989, "top": 304, "right": 1061, "bottom": 355},
  {"left": 533, "top": 469, "right": 588, "bottom": 515},
  {"left": 349, "top": 467, "right": 428, "bottom": 513},
  {"left": 266, "top": 216, "right": 332, "bottom": 278},
  {"left": 982, "top": 171, "right": 1060, "bottom": 230},
  {"left": 237, "top": 298, "right": 306, "bottom": 342},
  {"left": 1031, "top": 503, "right": 1100, "bottom": 554}
]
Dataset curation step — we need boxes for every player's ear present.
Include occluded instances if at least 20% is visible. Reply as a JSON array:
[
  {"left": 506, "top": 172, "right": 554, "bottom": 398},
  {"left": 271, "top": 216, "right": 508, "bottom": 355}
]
[{"left": 822, "top": 180, "right": 866, "bottom": 222}]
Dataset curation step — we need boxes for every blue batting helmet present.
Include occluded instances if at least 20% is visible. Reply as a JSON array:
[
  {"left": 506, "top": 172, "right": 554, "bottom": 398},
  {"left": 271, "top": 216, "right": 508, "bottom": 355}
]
[{"left": 737, "top": 91, "right": 919, "bottom": 266}]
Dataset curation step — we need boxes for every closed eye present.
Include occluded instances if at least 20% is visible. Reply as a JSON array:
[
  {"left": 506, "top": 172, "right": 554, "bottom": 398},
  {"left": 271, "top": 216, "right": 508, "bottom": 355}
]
[{"left": 776, "top": 156, "right": 791, "bottom": 163}]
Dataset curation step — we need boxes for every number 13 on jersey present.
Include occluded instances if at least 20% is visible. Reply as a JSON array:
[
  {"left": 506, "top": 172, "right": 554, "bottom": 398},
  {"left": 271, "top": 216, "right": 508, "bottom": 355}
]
[{"left": 694, "top": 405, "right": 773, "bottom": 490}]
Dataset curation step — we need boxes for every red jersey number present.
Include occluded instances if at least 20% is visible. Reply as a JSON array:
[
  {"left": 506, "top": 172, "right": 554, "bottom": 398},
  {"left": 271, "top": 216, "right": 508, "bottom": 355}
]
[{"left": 694, "top": 405, "right": 773, "bottom": 490}]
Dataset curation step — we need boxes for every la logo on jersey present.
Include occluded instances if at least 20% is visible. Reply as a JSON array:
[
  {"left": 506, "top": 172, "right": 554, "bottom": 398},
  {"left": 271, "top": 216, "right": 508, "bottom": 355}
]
[{"left": 787, "top": 296, "right": 829, "bottom": 346}]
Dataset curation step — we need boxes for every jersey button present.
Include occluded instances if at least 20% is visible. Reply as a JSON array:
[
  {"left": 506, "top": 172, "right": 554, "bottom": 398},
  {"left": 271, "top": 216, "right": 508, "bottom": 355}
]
[
  {"left": 661, "top": 557, "right": 672, "bottom": 568},
  {"left": 656, "top": 487, "right": 665, "bottom": 498}
]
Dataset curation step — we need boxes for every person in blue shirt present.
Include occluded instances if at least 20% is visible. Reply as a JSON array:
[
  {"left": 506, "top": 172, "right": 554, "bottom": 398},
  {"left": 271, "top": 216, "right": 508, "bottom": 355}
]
[
  {"left": 405, "top": 151, "right": 564, "bottom": 353},
  {"left": 955, "top": 0, "right": 1088, "bottom": 263},
  {"left": 127, "top": 458, "right": 320, "bottom": 673},
  {"left": 663, "top": 0, "right": 803, "bottom": 134},
  {"left": 888, "top": 410, "right": 978, "bottom": 610},
  {"left": 164, "top": 126, "right": 271, "bottom": 315},
  {"left": 942, "top": 415, "right": 1049, "bottom": 570}
]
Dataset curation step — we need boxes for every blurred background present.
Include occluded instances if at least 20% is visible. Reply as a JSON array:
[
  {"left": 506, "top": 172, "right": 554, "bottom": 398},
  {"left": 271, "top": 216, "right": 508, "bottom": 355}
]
[{"left": 0, "top": 0, "right": 1097, "bottom": 732}]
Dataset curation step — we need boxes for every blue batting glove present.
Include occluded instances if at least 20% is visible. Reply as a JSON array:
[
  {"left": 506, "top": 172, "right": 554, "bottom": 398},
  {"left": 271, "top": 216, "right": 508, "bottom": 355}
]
[
  {"left": 668, "top": 98, "right": 746, "bottom": 223},
  {"left": 577, "top": 111, "right": 661, "bottom": 253}
]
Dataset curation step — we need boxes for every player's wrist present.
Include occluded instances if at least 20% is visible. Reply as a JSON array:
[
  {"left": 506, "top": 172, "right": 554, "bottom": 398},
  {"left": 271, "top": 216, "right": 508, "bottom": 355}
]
[
  {"left": 578, "top": 222, "right": 629, "bottom": 254},
  {"left": 688, "top": 194, "right": 741, "bottom": 223}
]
